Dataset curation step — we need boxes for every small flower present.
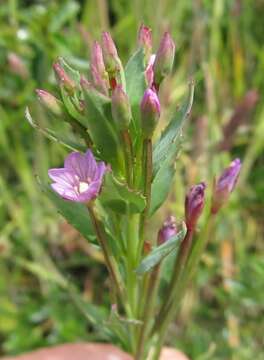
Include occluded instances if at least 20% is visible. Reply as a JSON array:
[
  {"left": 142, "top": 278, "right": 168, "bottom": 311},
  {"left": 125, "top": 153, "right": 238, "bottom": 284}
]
[
  {"left": 140, "top": 88, "right": 161, "bottom": 138},
  {"left": 185, "top": 182, "right": 206, "bottom": 230},
  {"left": 158, "top": 216, "right": 178, "bottom": 245},
  {"left": 211, "top": 159, "right": 241, "bottom": 214},
  {"left": 36, "top": 89, "right": 62, "bottom": 116},
  {"left": 138, "top": 24, "right": 152, "bottom": 62},
  {"left": 111, "top": 85, "right": 132, "bottom": 130},
  {"left": 48, "top": 150, "right": 107, "bottom": 203},
  {"left": 153, "top": 32, "right": 175, "bottom": 87},
  {"left": 145, "top": 54, "right": 156, "bottom": 87}
]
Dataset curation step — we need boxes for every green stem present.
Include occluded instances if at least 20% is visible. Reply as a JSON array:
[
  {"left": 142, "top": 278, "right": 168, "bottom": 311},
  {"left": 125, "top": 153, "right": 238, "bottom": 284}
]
[
  {"left": 154, "top": 228, "right": 194, "bottom": 329},
  {"left": 87, "top": 204, "right": 124, "bottom": 302},
  {"left": 121, "top": 129, "right": 133, "bottom": 187},
  {"left": 135, "top": 265, "right": 161, "bottom": 360},
  {"left": 152, "top": 215, "right": 216, "bottom": 359},
  {"left": 137, "top": 138, "right": 152, "bottom": 260}
]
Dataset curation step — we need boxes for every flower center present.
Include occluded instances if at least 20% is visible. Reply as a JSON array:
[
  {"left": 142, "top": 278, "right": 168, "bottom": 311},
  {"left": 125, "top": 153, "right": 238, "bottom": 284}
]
[{"left": 78, "top": 181, "right": 90, "bottom": 194}]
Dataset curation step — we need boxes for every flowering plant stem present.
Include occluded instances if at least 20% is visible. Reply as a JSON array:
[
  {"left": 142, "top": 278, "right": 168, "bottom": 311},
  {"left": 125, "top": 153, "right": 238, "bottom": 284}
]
[
  {"left": 152, "top": 214, "right": 216, "bottom": 359},
  {"left": 86, "top": 203, "right": 125, "bottom": 303}
]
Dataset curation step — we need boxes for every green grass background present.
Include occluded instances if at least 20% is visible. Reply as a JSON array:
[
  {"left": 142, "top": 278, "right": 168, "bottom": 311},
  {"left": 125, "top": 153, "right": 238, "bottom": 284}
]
[{"left": 0, "top": 0, "right": 263, "bottom": 359}]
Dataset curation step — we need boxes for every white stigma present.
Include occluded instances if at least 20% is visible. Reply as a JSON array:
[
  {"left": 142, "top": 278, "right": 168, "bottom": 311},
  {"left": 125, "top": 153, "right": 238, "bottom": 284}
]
[{"left": 78, "top": 181, "right": 90, "bottom": 193}]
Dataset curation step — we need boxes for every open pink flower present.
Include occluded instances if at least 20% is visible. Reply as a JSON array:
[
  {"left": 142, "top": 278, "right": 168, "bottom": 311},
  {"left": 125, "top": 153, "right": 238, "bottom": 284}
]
[{"left": 48, "top": 150, "right": 107, "bottom": 203}]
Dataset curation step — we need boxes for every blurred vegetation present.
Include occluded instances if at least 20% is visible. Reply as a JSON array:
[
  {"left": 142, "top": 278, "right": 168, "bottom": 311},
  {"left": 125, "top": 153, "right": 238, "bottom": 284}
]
[{"left": 0, "top": 0, "right": 263, "bottom": 359}]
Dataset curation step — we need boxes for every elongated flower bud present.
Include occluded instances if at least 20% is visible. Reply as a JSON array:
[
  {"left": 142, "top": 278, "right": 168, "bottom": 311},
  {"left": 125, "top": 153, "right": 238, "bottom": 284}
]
[
  {"left": 90, "top": 42, "right": 109, "bottom": 95},
  {"left": 138, "top": 24, "right": 152, "bottom": 62},
  {"left": 145, "top": 54, "right": 156, "bottom": 87},
  {"left": 8, "top": 52, "right": 28, "bottom": 79},
  {"left": 111, "top": 85, "right": 132, "bottom": 130},
  {"left": 36, "top": 89, "right": 63, "bottom": 116},
  {"left": 53, "top": 62, "right": 76, "bottom": 95},
  {"left": 140, "top": 88, "right": 160, "bottom": 138},
  {"left": 153, "top": 32, "right": 175, "bottom": 87},
  {"left": 185, "top": 182, "right": 206, "bottom": 231},
  {"left": 158, "top": 216, "right": 177, "bottom": 245},
  {"left": 101, "top": 31, "right": 121, "bottom": 75},
  {"left": 211, "top": 159, "right": 241, "bottom": 214}
]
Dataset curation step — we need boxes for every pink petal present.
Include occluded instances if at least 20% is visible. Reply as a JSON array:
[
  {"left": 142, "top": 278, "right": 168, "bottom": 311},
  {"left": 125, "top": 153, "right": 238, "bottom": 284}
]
[
  {"left": 48, "top": 168, "right": 77, "bottom": 187},
  {"left": 51, "top": 183, "right": 79, "bottom": 202}
]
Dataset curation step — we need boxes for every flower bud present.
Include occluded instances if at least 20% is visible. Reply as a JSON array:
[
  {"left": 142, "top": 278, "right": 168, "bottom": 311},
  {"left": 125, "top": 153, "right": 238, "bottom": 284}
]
[
  {"left": 211, "top": 159, "right": 241, "bottom": 214},
  {"left": 185, "top": 182, "right": 206, "bottom": 231},
  {"left": 145, "top": 54, "right": 156, "bottom": 87},
  {"left": 157, "top": 216, "right": 177, "bottom": 245},
  {"left": 138, "top": 24, "right": 152, "bottom": 62},
  {"left": 101, "top": 31, "right": 121, "bottom": 75},
  {"left": 53, "top": 62, "right": 76, "bottom": 95},
  {"left": 111, "top": 85, "right": 132, "bottom": 130},
  {"left": 36, "top": 89, "right": 63, "bottom": 116},
  {"left": 90, "top": 41, "right": 109, "bottom": 95},
  {"left": 7, "top": 52, "right": 28, "bottom": 79},
  {"left": 153, "top": 32, "right": 175, "bottom": 87},
  {"left": 140, "top": 88, "right": 160, "bottom": 138}
]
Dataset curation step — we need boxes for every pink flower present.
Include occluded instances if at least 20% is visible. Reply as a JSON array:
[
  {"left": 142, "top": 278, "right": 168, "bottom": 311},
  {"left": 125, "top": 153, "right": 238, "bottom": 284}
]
[{"left": 48, "top": 150, "right": 107, "bottom": 203}]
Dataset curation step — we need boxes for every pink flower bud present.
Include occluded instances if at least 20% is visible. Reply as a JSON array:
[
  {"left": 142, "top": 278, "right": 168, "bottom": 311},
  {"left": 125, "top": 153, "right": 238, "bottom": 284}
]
[
  {"left": 53, "top": 62, "right": 76, "bottom": 95},
  {"left": 90, "top": 41, "right": 109, "bottom": 95},
  {"left": 145, "top": 54, "right": 156, "bottom": 87},
  {"left": 101, "top": 31, "right": 121, "bottom": 75},
  {"left": 211, "top": 159, "right": 241, "bottom": 214},
  {"left": 140, "top": 88, "right": 161, "bottom": 138},
  {"left": 7, "top": 52, "right": 28, "bottom": 79},
  {"left": 111, "top": 85, "right": 131, "bottom": 130},
  {"left": 153, "top": 32, "right": 176, "bottom": 87},
  {"left": 158, "top": 216, "right": 177, "bottom": 245},
  {"left": 185, "top": 182, "right": 206, "bottom": 231},
  {"left": 138, "top": 24, "right": 152, "bottom": 61},
  {"left": 36, "top": 89, "right": 62, "bottom": 116}
]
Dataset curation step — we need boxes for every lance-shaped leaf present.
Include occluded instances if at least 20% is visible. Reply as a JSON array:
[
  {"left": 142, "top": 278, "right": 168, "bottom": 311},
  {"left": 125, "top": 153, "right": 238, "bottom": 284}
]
[
  {"left": 39, "top": 181, "right": 96, "bottom": 241},
  {"left": 153, "top": 81, "right": 195, "bottom": 176},
  {"left": 125, "top": 49, "right": 147, "bottom": 135},
  {"left": 82, "top": 87, "right": 122, "bottom": 170},
  {"left": 136, "top": 222, "right": 187, "bottom": 275},
  {"left": 25, "top": 107, "right": 86, "bottom": 152},
  {"left": 99, "top": 172, "right": 146, "bottom": 214}
]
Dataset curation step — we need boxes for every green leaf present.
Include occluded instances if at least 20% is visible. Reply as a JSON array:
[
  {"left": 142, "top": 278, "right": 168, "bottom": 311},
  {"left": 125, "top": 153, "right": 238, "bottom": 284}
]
[
  {"left": 39, "top": 181, "right": 95, "bottom": 241},
  {"left": 153, "top": 81, "right": 195, "bottom": 176},
  {"left": 25, "top": 107, "right": 86, "bottom": 152},
  {"left": 136, "top": 222, "right": 187, "bottom": 275},
  {"left": 99, "top": 173, "right": 146, "bottom": 213},
  {"left": 149, "top": 158, "right": 175, "bottom": 216},
  {"left": 149, "top": 82, "right": 195, "bottom": 215},
  {"left": 125, "top": 49, "right": 147, "bottom": 134},
  {"left": 82, "top": 87, "right": 122, "bottom": 170}
]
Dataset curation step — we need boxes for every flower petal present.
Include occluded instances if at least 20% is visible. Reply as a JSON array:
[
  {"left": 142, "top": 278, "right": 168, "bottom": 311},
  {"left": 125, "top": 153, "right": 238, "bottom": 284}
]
[
  {"left": 48, "top": 168, "right": 77, "bottom": 187},
  {"left": 94, "top": 161, "right": 107, "bottom": 182},
  {"left": 51, "top": 182, "right": 79, "bottom": 201},
  {"left": 64, "top": 151, "right": 97, "bottom": 180},
  {"left": 75, "top": 180, "right": 102, "bottom": 202}
]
